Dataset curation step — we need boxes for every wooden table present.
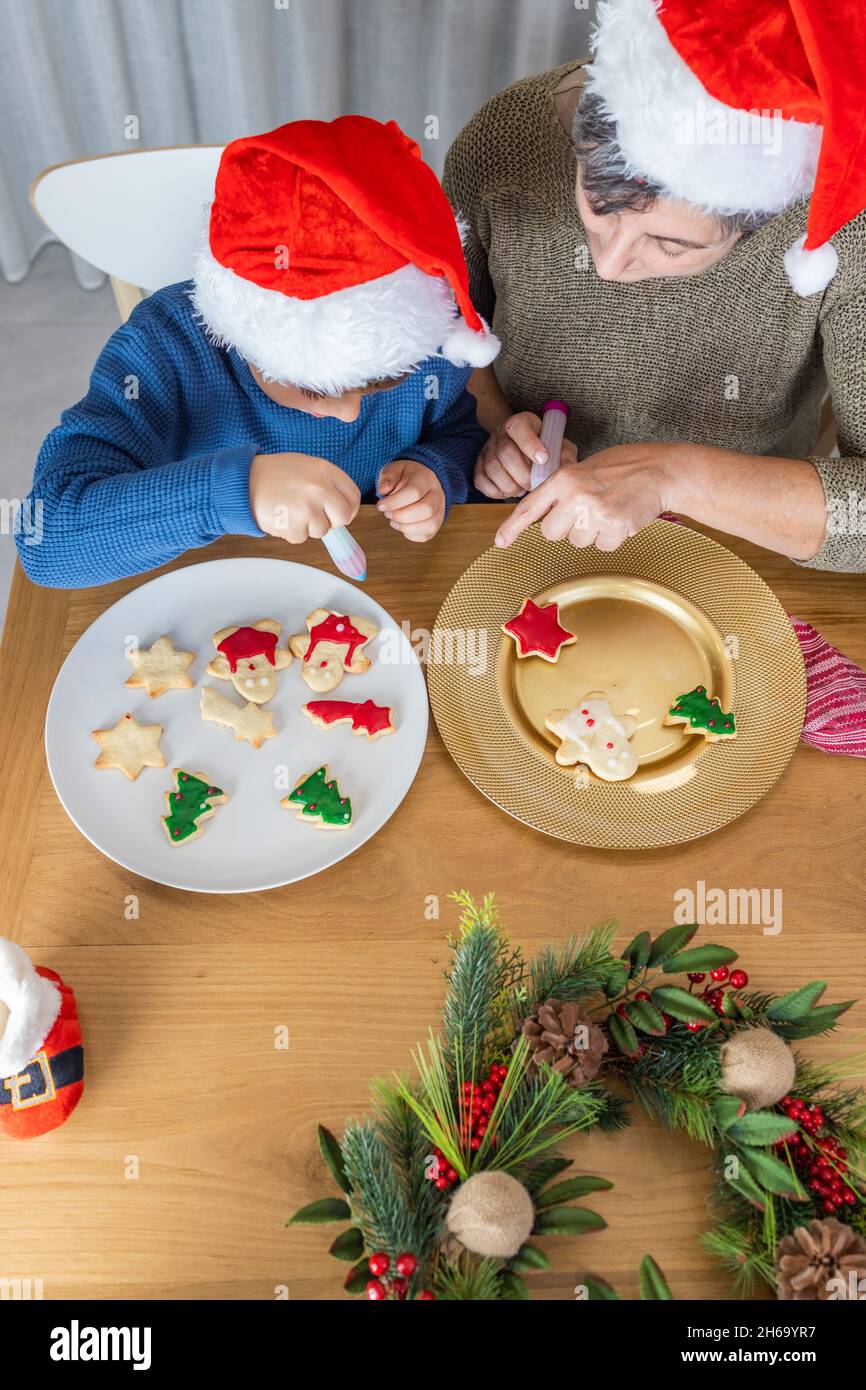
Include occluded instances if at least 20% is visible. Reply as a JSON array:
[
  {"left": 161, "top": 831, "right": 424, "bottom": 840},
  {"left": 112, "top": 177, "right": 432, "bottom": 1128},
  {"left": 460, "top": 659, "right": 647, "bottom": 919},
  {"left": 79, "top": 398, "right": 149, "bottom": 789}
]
[{"left": 1, "top": 506, "right": 864, "bottom": 1301}]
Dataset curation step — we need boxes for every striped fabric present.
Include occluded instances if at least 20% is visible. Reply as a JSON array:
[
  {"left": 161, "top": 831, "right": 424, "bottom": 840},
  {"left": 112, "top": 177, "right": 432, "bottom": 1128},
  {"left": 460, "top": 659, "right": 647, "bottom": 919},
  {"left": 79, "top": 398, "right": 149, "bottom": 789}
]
[{"left": 790, "top": 618, "right": 866, "bottom": 757}]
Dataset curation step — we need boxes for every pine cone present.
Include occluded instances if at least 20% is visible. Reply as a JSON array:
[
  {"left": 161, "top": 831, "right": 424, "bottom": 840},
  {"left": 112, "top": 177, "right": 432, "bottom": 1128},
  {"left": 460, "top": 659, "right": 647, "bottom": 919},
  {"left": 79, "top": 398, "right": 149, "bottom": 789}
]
[
  {"left": 775, "top": 1218, "right": 866, "bottom": 1300},
  {"left": 520, "top": 998, "right": 608, "bottom": 1087}
]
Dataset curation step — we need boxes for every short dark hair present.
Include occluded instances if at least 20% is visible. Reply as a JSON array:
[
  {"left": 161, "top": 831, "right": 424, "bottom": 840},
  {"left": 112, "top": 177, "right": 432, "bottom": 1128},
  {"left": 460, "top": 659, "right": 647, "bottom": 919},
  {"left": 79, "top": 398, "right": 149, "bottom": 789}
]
[{"left": 572, "top": 91, "right": 772, "bottom": 239}]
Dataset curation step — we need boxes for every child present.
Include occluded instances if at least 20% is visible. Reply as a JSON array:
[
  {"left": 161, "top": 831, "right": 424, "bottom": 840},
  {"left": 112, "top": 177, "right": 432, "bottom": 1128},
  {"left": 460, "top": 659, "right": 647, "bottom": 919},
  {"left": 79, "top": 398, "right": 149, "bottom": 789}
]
[{"left": 17, "top": 115, "right": 499, "bottom": 588}]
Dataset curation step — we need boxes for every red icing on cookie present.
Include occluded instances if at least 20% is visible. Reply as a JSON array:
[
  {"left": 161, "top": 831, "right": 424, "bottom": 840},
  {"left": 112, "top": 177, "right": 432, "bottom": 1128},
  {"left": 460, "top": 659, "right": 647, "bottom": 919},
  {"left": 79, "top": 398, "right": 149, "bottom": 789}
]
[
  {"left": 502, "top": 599, "right": 576, "bottom": 660},
  {"left": 306, "top": 698, "right": 393, "bottom": 737},
  {"left": 304, "top": 614, "right": 367, "bottom": 665},
  {"left": 217, "top": 626, "right": 279, "bottom": 672}
]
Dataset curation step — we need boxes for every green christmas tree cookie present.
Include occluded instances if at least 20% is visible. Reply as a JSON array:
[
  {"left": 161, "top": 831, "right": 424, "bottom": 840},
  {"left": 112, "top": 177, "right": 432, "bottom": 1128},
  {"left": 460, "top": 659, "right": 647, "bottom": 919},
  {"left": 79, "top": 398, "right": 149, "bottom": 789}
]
[
  {"left": 162, "top": 769, "right": 229, "bottom": 845},
  {"left": 282, "top": 765, "right": 353, "bottom": 829},
  {"left": 665, "top": 686, "right": 736, "bottom": 742}
]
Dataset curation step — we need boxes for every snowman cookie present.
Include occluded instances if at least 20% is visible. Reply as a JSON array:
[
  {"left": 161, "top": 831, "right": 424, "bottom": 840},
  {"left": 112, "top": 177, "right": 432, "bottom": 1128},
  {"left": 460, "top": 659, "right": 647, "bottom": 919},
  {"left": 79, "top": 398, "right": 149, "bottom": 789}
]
[
  {"left": 289, "top": 609, "right": 378, "bottom": 693},
  {"left": 545, "top": 692, "right": 639, "bottom": 782},
  {"left": 206, "top": 619, "right": 292, "bottom": 704}
]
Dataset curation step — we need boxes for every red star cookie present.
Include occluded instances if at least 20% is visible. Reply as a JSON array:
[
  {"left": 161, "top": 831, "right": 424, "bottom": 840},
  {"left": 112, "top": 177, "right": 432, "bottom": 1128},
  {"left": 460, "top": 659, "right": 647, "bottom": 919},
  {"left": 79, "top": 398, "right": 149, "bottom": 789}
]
[{"left": 501, "top": 598, "right": 577, "bottom": 662}]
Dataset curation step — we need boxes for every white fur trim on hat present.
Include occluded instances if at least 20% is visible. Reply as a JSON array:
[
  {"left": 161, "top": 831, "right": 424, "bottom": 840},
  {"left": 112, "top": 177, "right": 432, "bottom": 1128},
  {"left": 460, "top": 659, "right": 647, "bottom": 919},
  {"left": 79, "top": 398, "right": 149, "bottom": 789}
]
[
  {"left": 0, "top": 937, "right": 61, "bottom": 1080},
  {"left": 192, "top": 237, "right": 470, "bottom": 394},
  {"left": 783, "top": 234, "right": 839, "bottom": 297},
  {"left": 586, "top": 0, "right": 823, "bottom": 217}
]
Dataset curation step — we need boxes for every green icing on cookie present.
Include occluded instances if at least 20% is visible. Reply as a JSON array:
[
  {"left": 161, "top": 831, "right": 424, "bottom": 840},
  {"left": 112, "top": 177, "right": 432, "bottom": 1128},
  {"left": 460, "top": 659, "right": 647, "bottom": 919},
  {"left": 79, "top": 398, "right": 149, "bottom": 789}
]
[
  {"left": 288, "top": 766, "right": 352, "bottom": 826},
  {"left": 669, "top": 686, "right": 736, "bottom": 736},
  {"left": 163, "top": 771, "right": 224, "bottom": 842}
]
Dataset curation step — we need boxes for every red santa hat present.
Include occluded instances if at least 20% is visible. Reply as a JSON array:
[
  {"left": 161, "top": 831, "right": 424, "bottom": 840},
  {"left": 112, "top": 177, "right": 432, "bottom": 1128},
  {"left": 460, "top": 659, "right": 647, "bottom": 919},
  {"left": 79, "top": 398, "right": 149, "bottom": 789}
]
[
  {"left": 192, "top": 115, "right": 499, "bottom": 394},
  {"left": 585, "top": 0, "right": 866, "bottom": 296}
]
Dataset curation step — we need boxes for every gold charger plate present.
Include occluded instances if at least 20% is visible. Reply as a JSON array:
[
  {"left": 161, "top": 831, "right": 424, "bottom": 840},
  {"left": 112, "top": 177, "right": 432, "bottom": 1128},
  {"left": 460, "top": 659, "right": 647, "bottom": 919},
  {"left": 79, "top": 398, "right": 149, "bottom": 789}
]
[{"left": 427, "top": 520, "right": 805, "bottom": 849}]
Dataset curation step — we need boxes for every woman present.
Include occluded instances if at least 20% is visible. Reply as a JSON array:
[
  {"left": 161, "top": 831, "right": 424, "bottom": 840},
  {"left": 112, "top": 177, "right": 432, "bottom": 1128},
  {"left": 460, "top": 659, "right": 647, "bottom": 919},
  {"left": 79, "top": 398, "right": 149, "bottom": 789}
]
[{"left": 443, "top": 0, "right": 866, "bottom": 570}]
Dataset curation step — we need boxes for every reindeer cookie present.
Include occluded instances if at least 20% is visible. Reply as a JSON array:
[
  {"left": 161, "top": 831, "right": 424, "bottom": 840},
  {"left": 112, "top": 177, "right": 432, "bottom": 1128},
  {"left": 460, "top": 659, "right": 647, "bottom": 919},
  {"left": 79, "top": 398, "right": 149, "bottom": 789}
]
[
  {"left": 545, "top": 692, "right": 639, "bottom": 782},
  {"left": 289, "top": 609, "right": 378, "bottom": 693},
  {"left": 206, "top": 619, "right": 292, "bottom": 704}
]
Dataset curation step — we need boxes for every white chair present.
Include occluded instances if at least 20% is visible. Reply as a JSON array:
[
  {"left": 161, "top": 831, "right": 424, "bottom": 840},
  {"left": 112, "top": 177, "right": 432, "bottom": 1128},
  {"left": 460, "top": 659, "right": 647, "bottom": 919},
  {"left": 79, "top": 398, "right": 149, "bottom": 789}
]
[{"left": 30, "top": 146, "right": 223, "bottom": 322}]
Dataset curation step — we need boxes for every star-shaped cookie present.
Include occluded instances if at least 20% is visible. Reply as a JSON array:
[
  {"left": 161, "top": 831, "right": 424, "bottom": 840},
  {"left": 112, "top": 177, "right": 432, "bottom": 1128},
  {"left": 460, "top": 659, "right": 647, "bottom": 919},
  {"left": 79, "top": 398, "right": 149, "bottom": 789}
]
[
  {"left": 501, "top": 598, "right": 577, "bottom": 662},
  {"left": 91, "top": 712, "right": 166, "bottom": 780},
  {"left": 125, "top": 634, "right": 195, "bottom": 697},
  {"left": 200, "top": 686, "right": 277, "bottom": 750}
]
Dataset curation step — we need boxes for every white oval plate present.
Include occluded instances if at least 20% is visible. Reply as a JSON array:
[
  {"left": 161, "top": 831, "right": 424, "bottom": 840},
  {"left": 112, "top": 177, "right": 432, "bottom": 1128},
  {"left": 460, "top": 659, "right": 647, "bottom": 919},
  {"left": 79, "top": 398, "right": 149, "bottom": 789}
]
[{"left": 45, "top": 558, "right": 428, "bottom": 893}]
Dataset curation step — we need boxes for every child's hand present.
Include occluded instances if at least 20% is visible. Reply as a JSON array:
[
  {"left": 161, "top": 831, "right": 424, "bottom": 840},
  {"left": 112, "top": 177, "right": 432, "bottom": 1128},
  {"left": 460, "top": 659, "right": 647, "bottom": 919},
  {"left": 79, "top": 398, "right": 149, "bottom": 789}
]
[
  {"left": 376, "top": 460, "right": 446, "bottom": 542},
  {"left": 250, "top": 452, "right": 361, "bottom": 542}
]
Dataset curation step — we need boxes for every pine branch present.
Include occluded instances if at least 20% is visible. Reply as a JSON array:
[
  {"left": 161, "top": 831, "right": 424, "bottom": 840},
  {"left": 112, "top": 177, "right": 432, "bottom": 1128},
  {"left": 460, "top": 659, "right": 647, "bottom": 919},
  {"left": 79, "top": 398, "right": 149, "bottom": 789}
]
[
  {"left": 441, "top": 892, "right": 524, "bottom": 1080},
  {"left": 368, "top": 1077, "right": 443, "bottom": 1251},
  {"left": 433, "top": 1253, "right": 504, "bottom": 1301},
  {"left": 341, "top": 1120, "right": 436, "bottom": 1267},
  {"left": 526, "top": 922, "right": 619, "bottom": 1007}
]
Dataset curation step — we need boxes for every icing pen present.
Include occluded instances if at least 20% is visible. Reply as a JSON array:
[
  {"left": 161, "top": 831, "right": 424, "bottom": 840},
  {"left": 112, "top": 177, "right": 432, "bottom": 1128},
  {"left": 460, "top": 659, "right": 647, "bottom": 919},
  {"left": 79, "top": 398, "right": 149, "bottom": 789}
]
[
  {"left": 322, "top": 526, "right": 367, "bottom": 582},
  {"left": 529, "top": 399, "right": 570, "bottom": 490}
]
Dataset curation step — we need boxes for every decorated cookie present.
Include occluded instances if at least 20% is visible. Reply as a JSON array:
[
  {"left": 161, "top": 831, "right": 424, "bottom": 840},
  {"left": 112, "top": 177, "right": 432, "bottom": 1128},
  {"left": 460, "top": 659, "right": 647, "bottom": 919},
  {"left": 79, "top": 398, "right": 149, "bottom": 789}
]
[
  {"left": 124, "top": 634, "right": 195, "bottom": 697},
  {"left": 665, "top": 686, "right": 736, "bottom": 741},
  {"left": 289, "top": 609, "right": 378, "bottom": 693},
  {"left": 281, "top": 765, "right": 353, "bottom": 829},
  {"left": 301, "top": 698, "right": 395, "bottom": 741},
  {"left": 200, "top": 686, "right": 277, "bottom": 750},
  {"left": 206, "top": 619, "right": 292, "bottom": 704},
  {"left": 162, "top": 769, "right": 229, "bottom": 845},
  {"left": 502, "top": 598, "right": 576, "bottom": 662},
  {"left": 545, "top": 692, "right": 639, "bottom": 781},
  {"left": 91, "top": 712, "right": 166, "bottom": 780}
]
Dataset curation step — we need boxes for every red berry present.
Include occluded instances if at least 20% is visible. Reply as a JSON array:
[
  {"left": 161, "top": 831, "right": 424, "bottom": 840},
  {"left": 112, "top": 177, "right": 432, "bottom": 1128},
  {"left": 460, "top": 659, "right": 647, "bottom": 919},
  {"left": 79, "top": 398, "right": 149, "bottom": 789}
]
[
  {"left": 710, "top": 966, "right": 729, "bottom": 982},
  {"left": 446, "top": 1167, "right": 458, "bottom": 1182},
  {"left": 685, "top": 1021, "right": 705, "bottom": 1032},
  {"left": 729, "top": 969, "right": 748, "bottom": 989},
  {"left": 368, "top": 1253, "right": 390, "bottom": 1277},
  {"left": 687, "top": 972, "right": 706, "bottom": 984},
  {"left": 843, "top": 1189, "right": 856, "bottom": 1204},
  {"left": 616, "top": 1002, "right": 628, "bottom": 1017},
  {"left": 418, "top": 1289, "right": 436, "bottom": 1300},
  {"left": 822, "top": 1199, "right": 836, "bottom": 1213},
  {"left": 470, "top": 1136, "right": 482, "bottom": 1150},
  {"left": 365, "top": 1280, "right": 387, "bottom": 1301},
  {"left": 391, "top": 1276, "right": 408, "bottom": 1299},
  {"left": 396, "top": 1252, "right": 417, "bottom": 1277},
  {"left": 434, "top": 1176, "right": 448, "bottom": 1190},
  {"left": 634, "top": 989, "right": 651, "bottom": 1001}
]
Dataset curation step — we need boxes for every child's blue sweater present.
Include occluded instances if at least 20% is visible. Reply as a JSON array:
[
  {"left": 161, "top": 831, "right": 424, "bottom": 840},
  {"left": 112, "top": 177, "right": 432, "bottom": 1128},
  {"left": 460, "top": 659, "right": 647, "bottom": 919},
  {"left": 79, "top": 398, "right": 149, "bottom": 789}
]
[{"left": 17, "top": 282, "right": 485, "bottom": 589}]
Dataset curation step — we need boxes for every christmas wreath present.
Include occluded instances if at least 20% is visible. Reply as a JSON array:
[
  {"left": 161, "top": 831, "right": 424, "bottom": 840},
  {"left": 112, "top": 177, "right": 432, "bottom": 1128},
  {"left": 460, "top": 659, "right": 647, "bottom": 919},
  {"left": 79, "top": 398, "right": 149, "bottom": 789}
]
[{"left": 289, "top": 894, "right": 866, "bottom": 1301}]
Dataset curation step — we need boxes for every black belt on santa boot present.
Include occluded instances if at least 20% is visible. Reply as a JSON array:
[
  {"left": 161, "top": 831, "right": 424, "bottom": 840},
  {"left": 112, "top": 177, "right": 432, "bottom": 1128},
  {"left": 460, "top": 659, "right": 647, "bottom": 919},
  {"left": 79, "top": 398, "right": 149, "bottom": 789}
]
[{"left": 0, "top": 1045, "right": 84, "bottom": 1105}]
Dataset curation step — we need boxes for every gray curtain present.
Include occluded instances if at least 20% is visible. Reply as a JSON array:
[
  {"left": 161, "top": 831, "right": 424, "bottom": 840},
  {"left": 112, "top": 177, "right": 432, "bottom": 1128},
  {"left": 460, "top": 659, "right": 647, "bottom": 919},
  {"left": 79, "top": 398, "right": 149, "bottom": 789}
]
[{"left": 0, "top": 0, "right": 593, "bottom": 286}]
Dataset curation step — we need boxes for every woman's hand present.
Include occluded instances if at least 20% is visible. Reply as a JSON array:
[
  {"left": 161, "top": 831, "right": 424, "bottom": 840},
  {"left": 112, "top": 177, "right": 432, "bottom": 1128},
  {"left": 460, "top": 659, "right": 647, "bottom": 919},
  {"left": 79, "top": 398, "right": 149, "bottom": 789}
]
[
  {"left": 377, "top": 460, "right": 446, "bottom": 541},
  {"left": 250, "top": 452, "right": 361, "bottom": 542},
  {"left": 475, "top": 411, "right": 579, "bottom": 499},
  {"left": 494, "top": 443, "right": 670, "bottom": 550}
]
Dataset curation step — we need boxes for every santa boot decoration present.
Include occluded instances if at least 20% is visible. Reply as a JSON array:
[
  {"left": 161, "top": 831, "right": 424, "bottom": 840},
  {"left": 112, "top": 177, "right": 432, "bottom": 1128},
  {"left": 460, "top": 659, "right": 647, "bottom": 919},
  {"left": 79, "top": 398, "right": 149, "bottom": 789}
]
[{"left": 0, "top": 937, "right": 84, "bottom": 1139}]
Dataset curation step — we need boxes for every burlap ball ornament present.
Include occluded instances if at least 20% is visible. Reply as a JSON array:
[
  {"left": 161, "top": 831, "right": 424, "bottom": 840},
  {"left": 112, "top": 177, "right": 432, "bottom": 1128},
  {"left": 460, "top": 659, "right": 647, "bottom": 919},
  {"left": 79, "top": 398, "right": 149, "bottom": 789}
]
[
  {"left": 719, "top": 1027, "right": 796, "bottom": 1111},
  {"left": 445, "top": 1171, "right": 534, "bottom": 1259}
]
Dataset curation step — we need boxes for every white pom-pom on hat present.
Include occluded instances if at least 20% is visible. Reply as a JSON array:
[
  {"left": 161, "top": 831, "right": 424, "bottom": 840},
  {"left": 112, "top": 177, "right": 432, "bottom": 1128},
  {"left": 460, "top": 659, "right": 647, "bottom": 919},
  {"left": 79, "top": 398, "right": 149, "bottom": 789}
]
[
  {"left": 440, "top": 314, "right": 501, "bottom": 369},
  {"left": 783, "top": 235, "right": 840, "bottom": 298}
]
